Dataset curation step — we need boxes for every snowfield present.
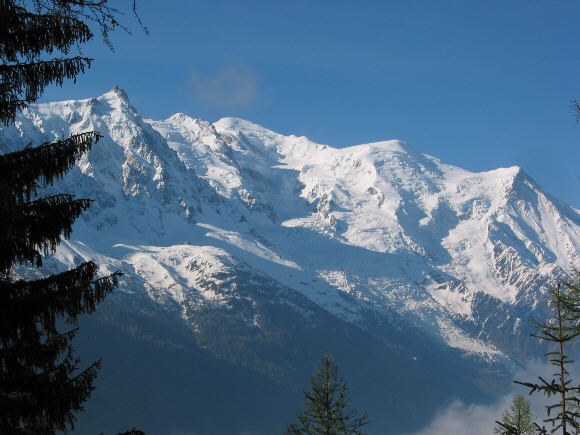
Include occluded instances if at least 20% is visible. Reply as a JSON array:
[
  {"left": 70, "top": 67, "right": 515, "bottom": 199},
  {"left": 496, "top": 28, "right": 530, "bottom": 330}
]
[{"left": 3, "top": 87, "right": 579, "bottom": 366}]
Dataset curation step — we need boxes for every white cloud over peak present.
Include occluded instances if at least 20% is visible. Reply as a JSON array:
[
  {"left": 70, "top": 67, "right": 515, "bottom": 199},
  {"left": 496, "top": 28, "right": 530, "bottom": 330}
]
[{"left": 189, "top": 62, "right": 261, "bottom": 108}]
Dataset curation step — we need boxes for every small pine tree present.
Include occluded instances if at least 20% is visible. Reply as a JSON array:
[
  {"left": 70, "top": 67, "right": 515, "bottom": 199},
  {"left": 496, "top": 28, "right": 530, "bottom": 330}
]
[
  {"left": 514, "top": 283, "right": 580, "bottom": 434},
  {"left": 284, "top": 353, "right": 369, "bottom": 435},
  {"left": 495, "top": 394, "right": 536, "bottom": 435}
]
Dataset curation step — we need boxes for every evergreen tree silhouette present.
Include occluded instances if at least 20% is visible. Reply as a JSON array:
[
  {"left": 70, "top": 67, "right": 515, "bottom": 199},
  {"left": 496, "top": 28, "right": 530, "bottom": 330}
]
[
  {"left": 0, "top": 1, "right": 146, "bottom": 432},
  {"left": 284, "top": 353, "right": 369, "bottom": 435}
]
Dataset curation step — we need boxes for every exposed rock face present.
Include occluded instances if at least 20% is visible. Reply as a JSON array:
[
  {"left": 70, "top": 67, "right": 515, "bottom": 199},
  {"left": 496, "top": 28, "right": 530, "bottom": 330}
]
[{"left": 3, "top": 87, "right": 579, "bottom": 434}]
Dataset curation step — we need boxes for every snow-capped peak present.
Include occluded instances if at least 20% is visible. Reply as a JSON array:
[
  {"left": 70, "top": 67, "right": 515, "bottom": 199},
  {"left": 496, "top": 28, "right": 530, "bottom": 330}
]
[
  {"left": 214, "top": 116, "right": 276, "bottom": 136},
  {"left": 3, "top": 88, "right": 579, "bottom": 367}
]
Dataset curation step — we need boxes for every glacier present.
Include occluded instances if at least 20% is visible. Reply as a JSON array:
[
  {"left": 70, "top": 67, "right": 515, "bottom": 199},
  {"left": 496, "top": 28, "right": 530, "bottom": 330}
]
[{"left": 2, "top": 87, "right": 579, "bottom": 434}]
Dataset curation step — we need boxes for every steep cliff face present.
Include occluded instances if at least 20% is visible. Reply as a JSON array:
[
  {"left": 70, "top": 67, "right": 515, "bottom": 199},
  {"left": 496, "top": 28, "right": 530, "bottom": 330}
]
[{"left": 3, "top": 87, "right": 579, "bottom": 433}]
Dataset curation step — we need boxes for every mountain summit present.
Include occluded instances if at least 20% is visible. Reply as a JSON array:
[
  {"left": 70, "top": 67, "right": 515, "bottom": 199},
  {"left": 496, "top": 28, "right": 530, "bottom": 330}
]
[{"left": 2, "top": 88, "right": 578, "bottom": 434}]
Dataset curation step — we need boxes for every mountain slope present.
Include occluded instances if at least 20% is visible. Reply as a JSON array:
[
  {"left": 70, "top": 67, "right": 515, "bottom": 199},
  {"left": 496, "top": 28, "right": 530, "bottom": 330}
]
[{"left": 2, "top": 87, "right": 578, "bottom": 433}]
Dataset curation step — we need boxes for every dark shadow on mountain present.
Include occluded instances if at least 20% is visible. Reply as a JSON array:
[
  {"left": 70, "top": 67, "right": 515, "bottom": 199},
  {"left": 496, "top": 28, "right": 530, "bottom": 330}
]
[
  {"left": 72, "top": 285, "right": 508, "bottom": 435},
  {"left": 395, "top": 194, "right": 457, "bottom": 265}
]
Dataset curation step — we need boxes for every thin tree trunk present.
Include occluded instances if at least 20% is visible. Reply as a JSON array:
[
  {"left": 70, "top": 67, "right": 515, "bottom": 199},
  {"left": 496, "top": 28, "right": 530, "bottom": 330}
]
[{"left": 557, "top": 284, "right": 567, "bottom": 435}]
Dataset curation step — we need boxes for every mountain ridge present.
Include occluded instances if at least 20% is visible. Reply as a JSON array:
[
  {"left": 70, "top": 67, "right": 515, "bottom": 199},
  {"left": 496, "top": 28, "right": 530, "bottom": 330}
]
[
  {"left": 2, "top": 87, "right": 578, "bottom": 433},
  {"left": 3, "top": 87, "right": 577, "bottom": 355}
]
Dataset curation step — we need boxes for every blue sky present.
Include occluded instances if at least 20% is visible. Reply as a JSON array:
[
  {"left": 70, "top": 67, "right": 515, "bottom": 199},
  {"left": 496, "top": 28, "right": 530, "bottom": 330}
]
[{"left": 40, "top": 0, "right": 580, "bottom": 207}]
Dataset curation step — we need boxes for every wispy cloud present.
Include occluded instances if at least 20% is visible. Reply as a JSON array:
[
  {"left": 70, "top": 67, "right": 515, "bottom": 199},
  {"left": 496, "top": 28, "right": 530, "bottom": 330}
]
[
  {"left": 409, "top": 397, "right": 511, "bottom": 435},
  {"left": 189, "top": 62, "right": 261, "bottom": 108},
  {"left": 410, "top": 359, "right": 579, "bottom": 435}
]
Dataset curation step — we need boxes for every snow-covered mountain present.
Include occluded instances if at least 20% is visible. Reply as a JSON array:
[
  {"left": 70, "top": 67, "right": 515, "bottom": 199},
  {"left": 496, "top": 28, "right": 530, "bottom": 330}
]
[{"left": 2, "top": 87, "right": 579, "bottom": 434}]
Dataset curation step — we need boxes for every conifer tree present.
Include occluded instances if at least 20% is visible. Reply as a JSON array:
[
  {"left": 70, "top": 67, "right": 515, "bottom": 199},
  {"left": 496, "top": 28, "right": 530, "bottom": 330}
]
[
  {"left": 0, "top": 1, "right": 142, "bottom": 432},
  {"left": 0, "top": 0, "right": 146, "bottom": 124},
  {"left": 494, "top": 394, "right": 536, "bottom": 435},
  {"left": 514, "top": 283, "right": 580, "bottom": 434},
  {"left": 284, "top": 353, "right": 369, "bottom": 435}
]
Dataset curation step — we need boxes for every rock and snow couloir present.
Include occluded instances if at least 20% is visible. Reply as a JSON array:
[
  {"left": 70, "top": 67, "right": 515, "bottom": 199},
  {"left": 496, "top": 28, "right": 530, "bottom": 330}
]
[{"left": 2, "top": 87, "right": 579, "bottom": 367}]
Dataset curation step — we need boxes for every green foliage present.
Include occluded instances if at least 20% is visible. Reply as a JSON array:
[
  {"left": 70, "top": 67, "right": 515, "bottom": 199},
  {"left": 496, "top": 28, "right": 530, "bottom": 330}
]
[
  {"left": 495, "top": 394, "right": 536, "bottom": 435},
  {"left": 284, "top": 353, "right": 369, "bottom": 435},
  {"left": 0, "top": 0, "right": 147, "bottom": 124},
  {"left": 0, "top": 0, "right": 93, "bottom": 123},
  {"left": 514, "top": 283, "right": 580, "bottom": 434},
  {"left": 0, "top": 132, "right": 101, "bottom": 272},
  {"left": 0, "top": 1, "right": 133, "bottom": 432},
  {"left": 0, "top": 132, "right": 121, "bottom": 432}
]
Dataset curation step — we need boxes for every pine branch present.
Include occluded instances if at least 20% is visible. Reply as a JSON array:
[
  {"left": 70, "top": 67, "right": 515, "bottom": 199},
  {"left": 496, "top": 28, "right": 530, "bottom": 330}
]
[
  {"left": 494, "top": 420, "right": 518, "bottom": 434},
  {"left": 0, "top": 131, "right": 101, "bottom": 201},
  {"left": 30, "top": 0, "right": 149, "bottom": 48},
  {"left": 0, "top": 194, "right": 93, "bottom": 273},
  {"left": 1, "top": 354, "right": 100, "bottom": 432},
  {"left": 0, "top": 56, "right": 92, "bottom": 123},
  {"left": 0, "top": 1, "right": 136, "bottom": 432},
  {"left": 0, "top": 328, "right": 78, "bottom": 375},
  {"left": 0, "top": 1, "right": 93, "bottom": 62},
  {"left": 0, "top": 262, "right": 121, "bottom": 336}
]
